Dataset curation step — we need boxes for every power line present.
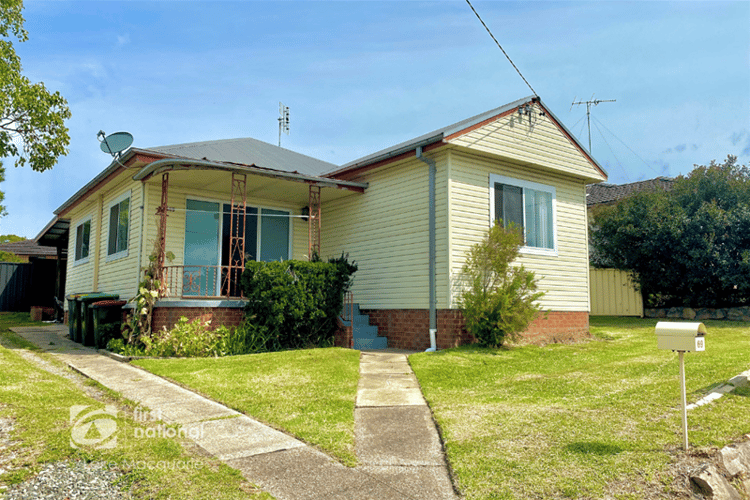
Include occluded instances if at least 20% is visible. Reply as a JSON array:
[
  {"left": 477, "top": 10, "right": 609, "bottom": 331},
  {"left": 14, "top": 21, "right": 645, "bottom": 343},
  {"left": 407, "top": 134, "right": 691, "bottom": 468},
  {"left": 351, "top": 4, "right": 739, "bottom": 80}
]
[{"left": 465, "top": 0, "right": 537, "bottom": 97}]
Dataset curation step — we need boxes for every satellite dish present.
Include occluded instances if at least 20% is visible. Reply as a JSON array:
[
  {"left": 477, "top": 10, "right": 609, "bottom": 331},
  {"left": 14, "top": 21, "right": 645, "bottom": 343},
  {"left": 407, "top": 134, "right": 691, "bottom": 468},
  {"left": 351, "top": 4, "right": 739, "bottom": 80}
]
[{"left": 98, "top": 131, "right": 133, "bottom": 158}]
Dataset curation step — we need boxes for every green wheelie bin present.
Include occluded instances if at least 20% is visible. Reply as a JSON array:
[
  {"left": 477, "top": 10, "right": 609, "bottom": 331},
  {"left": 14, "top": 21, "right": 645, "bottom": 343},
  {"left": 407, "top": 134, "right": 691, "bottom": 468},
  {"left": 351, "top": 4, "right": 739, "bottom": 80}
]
[
  {"left": 77, "top": 293, "right": 119, "bottom": 347},
  {"left": 91, "top": 300, "right": 127, "bottom": 349},
  {"left": 66, "top": 293, "right": 86, "bottom": 343}
]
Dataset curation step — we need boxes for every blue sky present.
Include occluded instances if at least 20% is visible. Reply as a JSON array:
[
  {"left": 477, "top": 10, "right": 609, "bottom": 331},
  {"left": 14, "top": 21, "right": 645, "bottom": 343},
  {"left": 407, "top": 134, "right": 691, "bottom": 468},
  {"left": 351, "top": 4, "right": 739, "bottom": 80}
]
[{"left": 2, "top": 0, "right": 748, "bottom": 238}]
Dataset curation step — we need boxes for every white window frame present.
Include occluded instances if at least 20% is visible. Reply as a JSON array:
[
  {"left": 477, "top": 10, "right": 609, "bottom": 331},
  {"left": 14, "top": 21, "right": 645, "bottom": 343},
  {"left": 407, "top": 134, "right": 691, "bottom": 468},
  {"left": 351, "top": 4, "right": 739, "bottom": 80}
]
[
  {"left": 73, "top": 217, "right": 92, "bottom": 266},
  {"left": 106, "top": 190, "right": 131, "bottom": 261},
  {"left": 489, "top": 174, "right": 558, "bottom": 256}
]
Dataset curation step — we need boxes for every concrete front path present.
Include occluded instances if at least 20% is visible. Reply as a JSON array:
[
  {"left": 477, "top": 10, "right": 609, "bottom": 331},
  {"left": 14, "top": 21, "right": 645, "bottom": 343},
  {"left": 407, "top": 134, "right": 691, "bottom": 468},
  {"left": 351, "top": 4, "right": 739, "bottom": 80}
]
[
  {"left": 355, "top": 351, "right": 457, "bottom": 499},
  {"left": 11, "top": 326, "right": 458, "bottom": 500}
]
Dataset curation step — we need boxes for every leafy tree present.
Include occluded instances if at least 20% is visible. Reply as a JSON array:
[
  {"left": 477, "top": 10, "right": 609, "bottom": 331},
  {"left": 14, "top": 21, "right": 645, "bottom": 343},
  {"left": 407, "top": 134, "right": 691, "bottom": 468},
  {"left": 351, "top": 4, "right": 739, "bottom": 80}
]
[
  {"left": 590, "top": 155, "right": 750, "bottom": 308},
  {"left": 0, "top": 0, "right": 71, "bottom": 217},
  {"left": 457, "top": 222, "right": 544, "bottom": 347},
  {"left": 0, "top": 233, "right": 25, "bottom": 261},
  {"left": 0, "top": 250, "right": 23, "bottom": 262},
  {"left": 0, "top": 233, "right": 24, "bottom": 244}
]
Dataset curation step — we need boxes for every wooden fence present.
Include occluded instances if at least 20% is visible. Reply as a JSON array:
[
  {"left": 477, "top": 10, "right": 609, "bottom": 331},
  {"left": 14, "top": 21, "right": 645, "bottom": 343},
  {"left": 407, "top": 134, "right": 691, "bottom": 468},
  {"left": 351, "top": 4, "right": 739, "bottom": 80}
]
[{"left": 590, "top": 267, "right": 643, "bottom": 317}]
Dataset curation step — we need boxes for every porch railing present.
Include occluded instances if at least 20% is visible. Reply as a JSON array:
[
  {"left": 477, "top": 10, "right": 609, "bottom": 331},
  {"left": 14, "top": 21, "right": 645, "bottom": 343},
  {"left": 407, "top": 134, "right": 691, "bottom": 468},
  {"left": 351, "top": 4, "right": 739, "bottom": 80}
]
[
  {"left": 341, "top": 291, "right": 354, "bottom": 322},
  {"left": 160, "top": 265, "right": 244, "bottom": 299}
]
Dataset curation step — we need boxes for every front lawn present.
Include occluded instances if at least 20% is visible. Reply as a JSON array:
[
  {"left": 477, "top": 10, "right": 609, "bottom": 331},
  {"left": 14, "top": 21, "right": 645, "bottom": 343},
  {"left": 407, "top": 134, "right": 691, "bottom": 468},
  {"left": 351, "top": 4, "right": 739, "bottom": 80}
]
[
  {"left": 133, "top": 347, "right": 361, "bottom": 466},
  {"left": 0, "top": 313, "right": 272, "bottom": 499},
  {"left": 409, "top": 316, "right": 750, "bottom": 499}
]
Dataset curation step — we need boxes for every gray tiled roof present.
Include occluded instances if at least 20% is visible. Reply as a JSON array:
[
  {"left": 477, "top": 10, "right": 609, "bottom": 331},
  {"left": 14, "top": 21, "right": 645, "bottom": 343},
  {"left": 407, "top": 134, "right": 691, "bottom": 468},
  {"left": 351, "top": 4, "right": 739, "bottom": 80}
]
[
  {"left": 147, "top": 137, "right": 338, "bottom": 177},
  {"left": 586, "top": 177, "right": 674, "bottom": 206}
]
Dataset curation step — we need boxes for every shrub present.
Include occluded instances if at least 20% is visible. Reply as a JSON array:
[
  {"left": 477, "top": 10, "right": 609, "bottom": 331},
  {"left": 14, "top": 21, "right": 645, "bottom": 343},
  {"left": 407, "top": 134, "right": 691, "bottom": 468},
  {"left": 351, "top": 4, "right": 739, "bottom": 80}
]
[
  {"left": 141, "top": 317, "right": 233, "bottom": 357},
  {"left": 106, "top": 337, "right": 146, "bottom": 356},
  {"left": 241, "top": 256, "right": 357, "bottom": 351},
  {"left": 457, "top": 222, "right": 544, "bottom": 347},
  {"left": 107, "top": 317, "right": 273, "bottom": 357}
]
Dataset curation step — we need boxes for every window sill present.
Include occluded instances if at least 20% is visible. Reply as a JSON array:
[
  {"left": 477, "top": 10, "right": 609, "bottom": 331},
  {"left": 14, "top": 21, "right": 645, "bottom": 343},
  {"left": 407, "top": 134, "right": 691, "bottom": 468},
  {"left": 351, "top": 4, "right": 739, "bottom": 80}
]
[
  {"left": 72, "top": 257, "right": 90, "bottom": 267},
  {"left": 519, "top": 246, "right": 558, "bottom": 257},
  {"left": 106, "top": 250, "right": 129, "bottom": 262}
]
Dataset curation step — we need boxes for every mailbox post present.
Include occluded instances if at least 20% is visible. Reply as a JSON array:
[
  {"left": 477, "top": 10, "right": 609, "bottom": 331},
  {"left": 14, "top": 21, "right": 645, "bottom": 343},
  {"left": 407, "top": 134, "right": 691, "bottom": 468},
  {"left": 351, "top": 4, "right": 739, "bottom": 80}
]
[{"left": 655, "top": 322, "right": 707, "bottom": 451}]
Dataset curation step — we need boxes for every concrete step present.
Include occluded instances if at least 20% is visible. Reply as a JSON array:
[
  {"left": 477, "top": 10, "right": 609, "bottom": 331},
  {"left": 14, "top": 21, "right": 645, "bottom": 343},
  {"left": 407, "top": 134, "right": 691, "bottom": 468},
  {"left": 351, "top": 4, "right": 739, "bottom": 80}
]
[
  {"left": 354, "top": 325, "right": 379, "bottom": 338},
  {"left": 354, "top": 336, "right": 388, "bottom": 350},
  {"left": 352, "top": 315, "right": 371, "bottom": 326}
]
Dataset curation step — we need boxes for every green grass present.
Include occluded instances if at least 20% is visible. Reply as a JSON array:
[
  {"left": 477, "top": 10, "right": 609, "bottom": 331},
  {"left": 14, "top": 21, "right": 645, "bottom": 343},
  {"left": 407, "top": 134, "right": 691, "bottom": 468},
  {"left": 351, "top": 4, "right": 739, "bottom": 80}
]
[
  {"left": 409, "top": 316, "right": 750, "bottom": 499},
  {"left": 133, "top": 347, "right": 361, "bottom": 466},
  {"left": 0, "top": 312, "right": 45, "bottom": 349},
  {"left": 0, "top": 312, "right": 272, "bottom": 499}
]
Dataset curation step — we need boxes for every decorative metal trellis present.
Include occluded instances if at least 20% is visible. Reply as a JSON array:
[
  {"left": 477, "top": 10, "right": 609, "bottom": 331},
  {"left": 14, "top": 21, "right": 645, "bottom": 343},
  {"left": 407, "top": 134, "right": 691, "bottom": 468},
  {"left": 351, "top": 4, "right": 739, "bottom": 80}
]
[
  {"left": 228, "top": 172, "right": 247, "bottom": 297},
  {"left": 308, "top": 184, "right": 321, "bottom": 258}
]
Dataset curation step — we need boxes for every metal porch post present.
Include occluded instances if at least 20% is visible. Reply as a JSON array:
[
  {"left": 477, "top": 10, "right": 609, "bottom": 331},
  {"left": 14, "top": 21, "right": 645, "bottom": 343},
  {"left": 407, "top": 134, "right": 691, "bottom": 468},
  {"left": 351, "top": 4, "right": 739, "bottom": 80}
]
[
  {"left": 155, "top": 173, "right": 169, "bottom": 291},
  {"left": 308, "top": 184, "right": 321, "bottom": 259},
  {"left": 229, "top": 172, "right": 248, "bottom": 296}
]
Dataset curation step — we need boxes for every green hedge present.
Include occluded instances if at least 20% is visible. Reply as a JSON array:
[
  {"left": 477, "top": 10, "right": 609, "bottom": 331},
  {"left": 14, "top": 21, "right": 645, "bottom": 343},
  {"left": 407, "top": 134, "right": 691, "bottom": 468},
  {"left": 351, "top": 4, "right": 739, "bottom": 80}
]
[{"left": 241, "top": 256, "right": 356, "bottom": 350}]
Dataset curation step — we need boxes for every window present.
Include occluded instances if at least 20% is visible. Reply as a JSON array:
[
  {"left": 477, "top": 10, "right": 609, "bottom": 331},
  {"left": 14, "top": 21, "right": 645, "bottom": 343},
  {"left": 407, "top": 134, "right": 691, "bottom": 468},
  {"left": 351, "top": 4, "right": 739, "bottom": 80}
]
[
  {"left": 107, "top": 194, "right": 130, "bottom": 257},
  {"left": 490, "top": 174, "right": 556, "bottom": 253},
  {"left": 182, "top": 200, "right": 291, "bottom": 296},
  {"left": 74, "top": 219, "right": 91, "bottom": 262}
]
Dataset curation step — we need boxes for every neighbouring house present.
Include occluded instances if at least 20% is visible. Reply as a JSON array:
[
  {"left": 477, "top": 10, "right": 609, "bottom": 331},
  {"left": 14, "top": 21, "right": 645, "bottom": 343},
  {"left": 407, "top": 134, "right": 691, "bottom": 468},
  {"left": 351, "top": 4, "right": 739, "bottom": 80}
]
[
  {"left": 586, "top": 176, "right": 673, "bottom": 209},
  {"left": 0, "top": 239, "right": 61, "bottom": 262},
  {"left": 37, "top": 95, "right": 607, "bottom": 350}
]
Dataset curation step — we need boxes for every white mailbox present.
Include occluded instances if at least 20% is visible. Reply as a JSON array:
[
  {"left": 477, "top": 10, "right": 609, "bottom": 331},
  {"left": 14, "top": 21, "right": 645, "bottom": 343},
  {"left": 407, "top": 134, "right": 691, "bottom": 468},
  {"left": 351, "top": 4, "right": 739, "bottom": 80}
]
[{"left": 655, "top": 322, "right": 707, "bottom": 352}]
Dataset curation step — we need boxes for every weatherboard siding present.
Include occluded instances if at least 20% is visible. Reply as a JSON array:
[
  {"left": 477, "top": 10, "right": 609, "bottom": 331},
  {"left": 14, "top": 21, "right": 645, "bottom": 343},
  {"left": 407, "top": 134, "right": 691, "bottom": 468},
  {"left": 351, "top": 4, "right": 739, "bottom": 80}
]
[
  {"left": 63, "top": 172, "right": 143, "bottom": 305},
  {"left": 321, "top": 153, "right": 450, "bottom": 309},
  {"left": 448, "top": 149, "right": 590, "bottom": 312},
  {"left": 447, "top": 102, "right": 605, "bottom": 183},
  {"left": 65, "top": 209, "right": 97, "bottom": 303},
  {"left": 96, "top": 179, "right": 143, "bottom": 301}
]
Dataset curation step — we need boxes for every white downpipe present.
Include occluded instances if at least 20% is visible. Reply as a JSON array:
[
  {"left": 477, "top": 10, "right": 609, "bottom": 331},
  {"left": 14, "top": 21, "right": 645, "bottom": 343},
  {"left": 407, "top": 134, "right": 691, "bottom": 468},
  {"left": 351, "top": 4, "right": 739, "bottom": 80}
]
[
  {"left": 416, "top": 146, "right": 437, "bottom": 352},
  {"left": 426, "top": 329, "right": 437, "bottom": 352}
]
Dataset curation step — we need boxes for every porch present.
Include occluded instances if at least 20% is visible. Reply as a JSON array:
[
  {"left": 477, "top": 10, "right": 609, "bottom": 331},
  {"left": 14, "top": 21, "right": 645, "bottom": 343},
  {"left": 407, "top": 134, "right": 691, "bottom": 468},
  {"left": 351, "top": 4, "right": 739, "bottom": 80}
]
[{"left": 133, "top": 157, "right": 367, "bottom": 300}]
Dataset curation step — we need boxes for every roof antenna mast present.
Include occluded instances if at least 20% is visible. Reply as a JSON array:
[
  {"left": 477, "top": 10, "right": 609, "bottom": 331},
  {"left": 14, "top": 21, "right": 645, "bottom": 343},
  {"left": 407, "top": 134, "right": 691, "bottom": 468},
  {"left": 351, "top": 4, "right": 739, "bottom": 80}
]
[
  {"left": 278, "top": 102, "right": 290, "bottom": 147},
  {"left": 570, "top": 95, "right": 615, "bottom": 153}
]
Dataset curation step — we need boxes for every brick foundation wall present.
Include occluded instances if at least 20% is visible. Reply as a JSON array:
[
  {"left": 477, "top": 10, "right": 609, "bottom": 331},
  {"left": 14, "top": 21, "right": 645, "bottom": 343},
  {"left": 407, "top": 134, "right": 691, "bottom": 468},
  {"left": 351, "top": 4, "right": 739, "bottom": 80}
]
[
  {"left": 334, "top": 322, "right": 353, "bottom": 349},
  {"left": 361, "top": 308, "right": 590, "bottom": 350},
  {"left": 151, "top": 306, "right": 245, "bottom": 332}
]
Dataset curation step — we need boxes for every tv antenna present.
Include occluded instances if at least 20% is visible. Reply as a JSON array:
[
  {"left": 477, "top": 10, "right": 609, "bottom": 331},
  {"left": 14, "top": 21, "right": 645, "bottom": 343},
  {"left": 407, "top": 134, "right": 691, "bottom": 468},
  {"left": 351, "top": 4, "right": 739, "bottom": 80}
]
[
  {"left": 97, "top": 130, "right": 133, "bottom": 164},
  {"left": 278, "top": 102, "right": 290, "bottom": 147},
  {"left": 570, "top": 95, "right": 615, "bottom": 153}
]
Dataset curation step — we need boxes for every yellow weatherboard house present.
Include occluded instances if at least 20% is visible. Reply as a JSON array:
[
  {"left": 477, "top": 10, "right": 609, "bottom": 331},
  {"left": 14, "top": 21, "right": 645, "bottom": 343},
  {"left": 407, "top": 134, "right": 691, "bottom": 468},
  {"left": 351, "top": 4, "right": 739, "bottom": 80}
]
[{"left": 37, "top": 96, "right": 607, "bottom": 350}]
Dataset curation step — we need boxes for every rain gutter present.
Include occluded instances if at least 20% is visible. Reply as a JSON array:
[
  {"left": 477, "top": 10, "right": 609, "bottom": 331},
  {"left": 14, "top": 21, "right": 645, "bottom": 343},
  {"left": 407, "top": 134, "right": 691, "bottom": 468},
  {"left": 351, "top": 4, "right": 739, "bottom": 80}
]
[{"left": 133, "top": 158, "right": 368, "bottom": 192}]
